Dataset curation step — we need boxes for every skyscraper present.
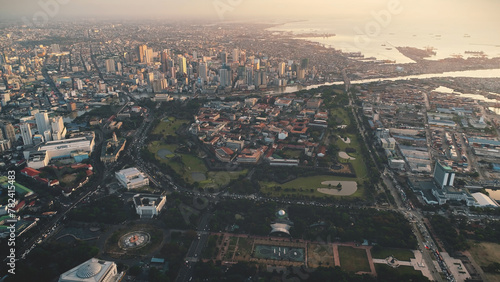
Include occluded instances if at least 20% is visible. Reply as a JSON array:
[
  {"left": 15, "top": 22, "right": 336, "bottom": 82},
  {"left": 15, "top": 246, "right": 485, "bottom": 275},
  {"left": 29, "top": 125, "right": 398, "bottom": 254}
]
[
  {"left": 220, "top": 52, "right": 227, "bottom": 65},
  {"left": 278, "top": 62, "right": 286, "bottom": 77},
  {"left": 105, "top": 58, "right": 115, "bottom": 73},
  {"left": 301, "top": 58, "right": 309, "bottom": 70},
  {"left": 137, "top": 44, "right": 147, "bottom": 63},
  {"left": 145, "top": 48, "right": 154, "bottom": 64},
  {"left": 51, "top": 116, "right": 66, "bottom": 141},
  {"left": 178, "top": 56, "right": 187, "bottom": 75},
  {"left": 219, "top": 69, "right": 230, "bottom": 87},
  {"left": 199, "top": 63, "right": 208, "bottom": 81},
  {"left": 2, "top": 122, "right": 16, "bottom": 144},
  {"left": 254, "top": 58, "right": 260, "bottom": 70},
  {"left": 35, "top": 112, "right": 50, "bottom": 135},
  {"left": 232, "top": 49, "right": 239, "bottom": 63},
  {"left": 20, "top": 123, "right": 32, "bottom": 146}
]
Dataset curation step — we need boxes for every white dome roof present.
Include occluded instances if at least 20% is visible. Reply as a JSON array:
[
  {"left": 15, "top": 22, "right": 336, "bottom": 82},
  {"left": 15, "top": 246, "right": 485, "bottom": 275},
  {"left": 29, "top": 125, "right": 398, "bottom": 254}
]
[
  {"left": 76, "top": 262, "right": 102, "bottom": 278},
  {"left": 278, "top": 210, "right": 286, "bottom": 216}
]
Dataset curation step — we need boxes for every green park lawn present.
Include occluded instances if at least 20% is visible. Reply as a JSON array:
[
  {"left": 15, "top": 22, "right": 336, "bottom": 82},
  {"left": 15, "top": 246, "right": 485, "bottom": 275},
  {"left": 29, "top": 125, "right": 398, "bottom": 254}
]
[
  {"left": 152, "top": 117, "right": 188, "bottom": 136},
  {"left": 370, "top": 247, "right": 415, "bottom": 261},
  {"left": 338, "top": 246, "right": 371, "bottom": 273},
  {"left": 259, "top": 175, "right": 363, "bottom": 198}
]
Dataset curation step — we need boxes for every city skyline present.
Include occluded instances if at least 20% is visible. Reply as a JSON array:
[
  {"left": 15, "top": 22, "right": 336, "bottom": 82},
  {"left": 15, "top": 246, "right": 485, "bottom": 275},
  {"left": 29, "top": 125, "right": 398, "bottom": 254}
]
[{"left": 1, "top": 0, "right": 499, "bottom": 23}]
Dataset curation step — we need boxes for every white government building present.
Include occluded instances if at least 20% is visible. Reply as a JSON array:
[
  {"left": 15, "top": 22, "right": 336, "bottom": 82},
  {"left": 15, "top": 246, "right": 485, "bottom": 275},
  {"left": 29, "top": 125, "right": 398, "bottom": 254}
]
[
  {"left": 115, "top": 167, "right": 149, "bottom": 190},
  {"left": 133, "top": 194, "right": 167, "bottom": 218},
  {"left": 58, "top": 258, "right": 123, "bottom": 282}
]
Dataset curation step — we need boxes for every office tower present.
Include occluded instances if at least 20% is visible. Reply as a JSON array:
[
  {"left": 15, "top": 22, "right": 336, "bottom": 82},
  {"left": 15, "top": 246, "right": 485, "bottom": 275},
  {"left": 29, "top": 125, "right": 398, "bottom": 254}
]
[
  {"left": 1, "top": 93, "right": 10, "bottom": 107},
  {"left": 137, "top": 44, "right": 147, "bottom": 63},
  {"left": 152, "top": 78, "right": 168, "bottom": 92},
  {"left": 105, "top": 58, "right": 115, "bottom": 73},
  {"left": 297, "top": 67, "right": 305, "bottom": 80},
  {"left": 254, "top": 58, "right": 260, "bottom": 70},
  {"left": 254, "top": 70, "right": 261, "bottom": 87},
  {"left": 245, "top": 67, "right": 253, "bottom": 85},
  {"left": 161, "top": 50, "right": 169, "bottom": 72},
  {"left": 192, "top": 51, "right": 197, "bottom": 60},
  {"left": 116, "top": 62, "right": 122, "bottom": 72},
  {"left": 2, "top": 122, "right": 16, "bottom": 144},
  {"left": 237, "top": 66, "right": 245, "bottom": 79},
  {"left": 434, "top": 162, "right": 455, "bottom": 188},
  {"left": 232, "top": 49, "right": 239, "bottom": 63},
  {"left": 199, "top": 63, "right": 207, "bottom": 81},
  {"left": 220, "top": 52, "right": 227, "bottom": 65},
  {"left": 161, "top": 50, "right": 169, "bottom": 64},
  {"left": 177, "top": 56, "right": 187, "bottom": 75},
  {"left": 20, "top": 123, "right": 32, "bottom": 146},
  {"left": 219, "top": 69, "right": 230, "bottom": 87},
  {"left": 51, "top": 116, "right": 66, "bottom": 141},
  {"left": 240, "top": 52, "right": 246, "bottom": 65},
  {"left": 148, "top": 72, "right": 155, "bottom": 84},
  {"left": 301, "top": 58, "right": 309, "bottom": 70},
  {"left": 35, "top": 112, "right": 50, "bottom": 135},
  {"left": 278, "top": 62, "right": 286, "bottom": 76},
  {"left": 145, "top": 48, "right": 154, "bottom": 64},
  {"left": 261, "top": 71, "right": 268, "bottom": 86}
]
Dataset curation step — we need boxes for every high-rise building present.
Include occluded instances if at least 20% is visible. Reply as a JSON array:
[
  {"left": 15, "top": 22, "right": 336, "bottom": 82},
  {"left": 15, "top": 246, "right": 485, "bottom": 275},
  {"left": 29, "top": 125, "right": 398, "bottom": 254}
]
[
  {"left": 2, "top": 122, "right": 16, "bottom": 144},
  {"left": 245, "top": 67, "right": 253, "bottom": 85},
  {"left": 51, "top": 117, "right": 66, "bottom": 141},
  {"left": 254, "top": 58, "right": 260, "bottom": 70},
  {"left": 301, "top": 58, "right": 309, "bottom": 70},
  {"left": 220, "top": 52, "right": 227, "bottom": 65},
  {"left": 1, "top": 93, "right": 10, "bottom": 107},
  {"left": 232, "top": 49, "right": 239, "bottom": 63},
  {"left": 137, "top": 44, "right": 147, "bottom": 63},
  {"left": 177, "top": 56, "right": 187, "bottom": 75},
  {"left": 433, "top": 162, "right": 455, "bottom": 188},
  {"left": 219, "top": 69, "right": 230, "bottom": 87},
  {"left": 105, "top": 58, "right": 115, "bottom": 73},
  {"left": 145, "top": 48, "right": 154, "bottom": 64},
  {"left": 35, "top": 112, "right": 50, "bottom": 135},
  {"left": 199, "top": 63, "right": 208, "bottom": 81},
  {"left": 278, "top": 62, "right": 286, "bottom": 76},
  {"left": 240, "top": 52, "right": 246, "bottom": 65},
  {"left": 76, "top": 78, "right": 83, "bottom": 90},
  {"left": 20, "top": 123, "right": 33, "bottom": 146}
]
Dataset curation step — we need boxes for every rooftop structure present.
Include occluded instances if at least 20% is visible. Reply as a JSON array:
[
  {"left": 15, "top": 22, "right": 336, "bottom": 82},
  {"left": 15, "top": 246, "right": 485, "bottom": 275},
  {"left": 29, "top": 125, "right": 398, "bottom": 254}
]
[
  {"left": 133, "top": 194, "right": 167, "bottom": 218},
  {"left": 115, "top": 167, "right": 149, "bottom": 190},
  {"left": 58, "top": 258, "right": 123, "bottom": 282}
]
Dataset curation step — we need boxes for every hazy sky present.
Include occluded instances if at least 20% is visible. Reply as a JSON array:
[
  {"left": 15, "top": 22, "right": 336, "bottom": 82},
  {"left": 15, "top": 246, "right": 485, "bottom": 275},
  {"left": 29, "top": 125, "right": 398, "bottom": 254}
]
[{"left": 1, "top": 0, "right": 499, "bottom": 24}]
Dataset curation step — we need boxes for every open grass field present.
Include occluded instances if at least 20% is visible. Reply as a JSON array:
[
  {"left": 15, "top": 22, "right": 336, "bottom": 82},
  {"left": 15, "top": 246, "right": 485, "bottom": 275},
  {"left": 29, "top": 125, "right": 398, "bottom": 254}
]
[
  {"left": 234, "top": 237, "right": 253, "bottom": 260},
  {"left": 201, "top": 170, "right": 248, "bottom": 190},
  {"left": 152, "top": 117, "right": 188, "bottom": 136},
  {"left": 338, "top": 246, "right": 371, "bottom": 273},
  {"left": 335, "top": 133, "right": 368, "bottom": 179},
  {"left": 469, "top": 241, "right": 500, "bottom": 282},
  {"left": 370, "top": 247, "right": 415, "bottom": 261},
  {"left": 260, "top": 175, "right": 363, "bottom": 198},
  {"left": 375, "top": 264, "right": 425, "bottom": 278},
  {"left": 308, "top": 243, "right": 335, "bottom": 268}
]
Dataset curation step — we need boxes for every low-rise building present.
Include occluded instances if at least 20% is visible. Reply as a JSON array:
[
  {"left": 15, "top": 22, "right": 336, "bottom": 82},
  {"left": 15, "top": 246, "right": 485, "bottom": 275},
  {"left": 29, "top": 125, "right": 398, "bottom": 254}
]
[
  {"left": 115, "top": 167, "right": 149, "bottom": 190},
  {"left": 133, "top": 194, "right": 166, "bottom": 218}
]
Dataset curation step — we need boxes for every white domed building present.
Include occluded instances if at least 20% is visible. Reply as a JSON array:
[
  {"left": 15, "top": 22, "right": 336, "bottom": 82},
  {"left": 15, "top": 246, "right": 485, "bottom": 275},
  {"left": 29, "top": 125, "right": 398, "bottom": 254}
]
[{"left": 58, "top": 258, "right": 123, "bottom": 282}]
